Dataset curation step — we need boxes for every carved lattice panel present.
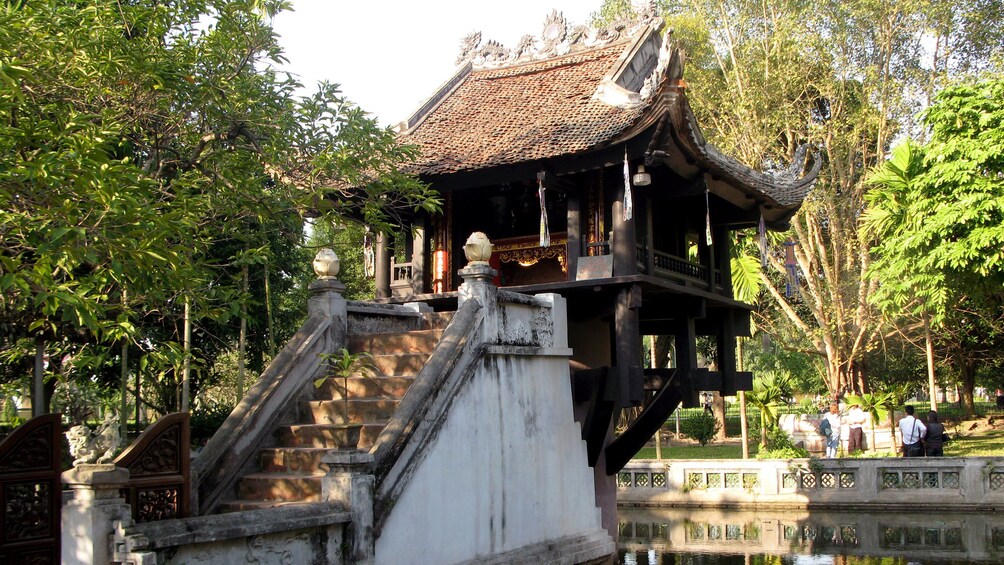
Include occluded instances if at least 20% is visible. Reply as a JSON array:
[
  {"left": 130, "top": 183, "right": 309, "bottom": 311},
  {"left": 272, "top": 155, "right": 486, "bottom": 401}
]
[
  {"left": 801, "top": 473, "right": 817, "bottom": 489},
  {"left": 925, "top": 528, "right": 940, "bottom": 545},
  {"left": 840, "top": 472, "right": 855, "bottom": 488},
  {"left": 945, "top": 528, "right": 962, "bottom": 546},
  {"left": 115, "top": 412, "right": 190, "bottom": 523},
  {"left": 923, "top": 472, "right": 939, "bottom": 488},
  {"left": 820, "top": 472, "right": 836, "bottom": 488},
  {"left": 902, "top": 472, "right": 920, "bottom": 488},
  {"left": 724, "top": 472, "right": 739, "bottom": 488},
  {"left": 687, "top": 473, "right": 705, "bottom": 489},
  {"left": 726, "top": 524, "right": 742, "bottom": 540},
  {"left": 943, "top": 472, "right": 960, "bottom": 488},
  {"left": 782, "top": 473, "right": 796, "bottom": 489},
  {"left": 882, "top": 472, "right": 900, "bottom": 489},
  {"left": 706, "top": 473, "right": 722, "bottom": 488},
  {"left": 635, "top": 473, "right": 649, "bottom": 488},
  {"left": 990, "top": 472, "right": 1004, "bottom": 490},
  {"left": 743, "top": 473, "right": 759, "bottom": 489},
  {"left": 840, "top": 525, "right": 858, "bottom": 545},
  {"left": 617, "top": 472, "right": 633, "bottom": 488},
  {"left": 783, "top": 525, "right": 799, "bottom": 541},
  {"left": 651, "top": 472, "right": 666, "bottom": 488}
]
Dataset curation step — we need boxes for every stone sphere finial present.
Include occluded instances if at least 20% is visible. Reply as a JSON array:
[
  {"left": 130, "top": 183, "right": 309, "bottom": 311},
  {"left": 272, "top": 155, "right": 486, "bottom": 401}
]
[
  {"left": 313, "top": 248, "right": 340, "bottom": 278},
  {"left": 464, "top": 232, "right": 494, "bottom": 264}
]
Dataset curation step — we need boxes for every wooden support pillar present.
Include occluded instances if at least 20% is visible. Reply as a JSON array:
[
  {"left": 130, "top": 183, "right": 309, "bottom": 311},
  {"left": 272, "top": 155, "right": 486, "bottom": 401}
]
[
  {"left": 611, "top": 183, "right": 637, "bottom": 277},
  {"left": 674, "top": 317, "right": 700, "bottom": 408},
  {"left": 717, "top": 313, "right": 739, "bottom": 396},
  {"left": 374, "top": 232, "right": 390, "bottom": 300},
  {"left": 567, "top": 192, "right": 581, "bottom": 279},
  {"left": 615, "top": 285, "right": 644, "bottom": 406},
  {"left": 715, "top": 225, "right": 730, "bottom": 293},
  {"left": 645, "top": 197, "right": 655, "bottom": 276}
]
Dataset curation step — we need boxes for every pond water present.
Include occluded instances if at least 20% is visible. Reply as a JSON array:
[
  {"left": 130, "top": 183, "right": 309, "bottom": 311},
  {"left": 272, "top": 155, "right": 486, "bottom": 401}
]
[{"left": 617, "top": 506, "right": 1004, "bottom": 564}]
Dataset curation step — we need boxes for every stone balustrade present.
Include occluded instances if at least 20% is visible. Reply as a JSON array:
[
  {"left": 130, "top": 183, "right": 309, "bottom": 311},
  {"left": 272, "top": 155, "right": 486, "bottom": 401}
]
[{"left": 618, "top": 457, "right": 1004, "bottom": 511}]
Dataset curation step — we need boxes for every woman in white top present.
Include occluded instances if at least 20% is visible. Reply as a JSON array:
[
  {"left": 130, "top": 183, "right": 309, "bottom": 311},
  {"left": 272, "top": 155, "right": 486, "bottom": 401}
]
[{"left": 823, "top": 403, "right": 842, "bottom": 458}]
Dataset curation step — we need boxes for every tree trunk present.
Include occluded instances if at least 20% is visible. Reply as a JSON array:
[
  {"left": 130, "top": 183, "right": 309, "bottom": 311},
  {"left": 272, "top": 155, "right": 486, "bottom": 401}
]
[
  {"left": 924, "top": 312, "right": 938, "bottom": 412},
  {"left": 713, "top": 392, "right": 727, "bottom": 441},
  {"left": 960, "top": 361, "right": 977, "bottom": 419}
]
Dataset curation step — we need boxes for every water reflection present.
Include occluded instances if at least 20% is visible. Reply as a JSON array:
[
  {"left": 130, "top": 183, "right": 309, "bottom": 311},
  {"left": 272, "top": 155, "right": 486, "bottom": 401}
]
[{"left": 618, "top": 507, "right": 1004, "bottom": 564}]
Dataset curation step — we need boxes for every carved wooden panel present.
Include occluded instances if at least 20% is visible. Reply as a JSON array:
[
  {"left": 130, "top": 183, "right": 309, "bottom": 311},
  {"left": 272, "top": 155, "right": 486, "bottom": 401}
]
[
  {"left": 0, "top": 414, "right": 62, "bottom": 564},
  {"left": 115, "top": 412, "right": 190, "bottom": 523}
]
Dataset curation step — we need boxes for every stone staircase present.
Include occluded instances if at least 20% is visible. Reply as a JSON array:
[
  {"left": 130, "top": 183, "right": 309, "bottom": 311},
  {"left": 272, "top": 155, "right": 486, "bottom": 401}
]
[{"left": 218, "top": 312, "right": 452, "bottom": 512}]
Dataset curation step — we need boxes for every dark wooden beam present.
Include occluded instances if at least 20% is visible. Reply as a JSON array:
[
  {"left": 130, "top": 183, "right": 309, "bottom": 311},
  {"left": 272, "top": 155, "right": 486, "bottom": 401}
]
[
  {"left": 615, "top": 285, "right": 644, "bottom": 406},
  {"left": 576, "top": 367, "right": 617, "bottom": 467},
  {"left": 674, "top": 317, "right": 700, "bottom": 408},
  {"left": 605, "top": 369, "right": 683, "bottom": 474}
]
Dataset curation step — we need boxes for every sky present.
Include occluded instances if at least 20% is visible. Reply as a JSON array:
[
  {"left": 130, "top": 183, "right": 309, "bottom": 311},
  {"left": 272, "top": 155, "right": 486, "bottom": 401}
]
[{"left": 271, "top": 1, "right": 598, "bottom": 127}]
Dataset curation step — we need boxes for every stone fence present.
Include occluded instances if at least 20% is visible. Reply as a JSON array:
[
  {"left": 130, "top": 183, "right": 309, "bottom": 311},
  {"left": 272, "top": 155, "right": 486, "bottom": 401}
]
[{"left": 618, "top": 457, "right": 1004, "bottom": 511}]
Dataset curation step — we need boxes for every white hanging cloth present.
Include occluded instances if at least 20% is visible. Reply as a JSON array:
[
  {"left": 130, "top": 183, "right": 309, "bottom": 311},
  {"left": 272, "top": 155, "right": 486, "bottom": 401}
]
[
  {"left": 623, "top": 146, "right": 633, "bottom": 221},
  {"left": 705, "top": 187, "right": 713, "bottom": 246},
  {"left": 538, "top": 173, "right": 550, "bottom": 248}
]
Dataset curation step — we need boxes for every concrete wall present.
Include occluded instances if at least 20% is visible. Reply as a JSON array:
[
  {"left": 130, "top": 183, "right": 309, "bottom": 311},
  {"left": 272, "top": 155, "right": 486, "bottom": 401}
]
[
  {"left": 618, "top": 456, "right": 1004, "bottom": 511},
  {"left": 375, "top": 293, "right": 613, "bottom": 564}
]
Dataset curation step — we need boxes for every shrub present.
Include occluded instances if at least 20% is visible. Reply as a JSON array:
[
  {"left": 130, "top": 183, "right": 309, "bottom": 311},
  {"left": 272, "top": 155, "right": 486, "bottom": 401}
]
[
  {"left": 190, "top": 402, "right": 234, "bottom": 444},
  {"left": 756, "top": 427, "right": 810, "bottom": 459},
  {"left": 680, "top": 411, "right": 720, "bottom": 446}
]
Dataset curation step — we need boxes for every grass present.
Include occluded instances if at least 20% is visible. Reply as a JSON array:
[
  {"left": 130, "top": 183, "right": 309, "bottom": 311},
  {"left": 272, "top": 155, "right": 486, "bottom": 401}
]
[
  {"left": 944, "top": 428, "right": 1004, "bottom": 457},
  {"left": 634, "top": 444, "right": 745, "bottom": 460}
]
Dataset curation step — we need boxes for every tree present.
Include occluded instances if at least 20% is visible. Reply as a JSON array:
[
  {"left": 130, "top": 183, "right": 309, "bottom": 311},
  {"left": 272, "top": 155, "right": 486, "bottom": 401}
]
[
  {"left": 863, "top": 78, "right": 1004, "bottom": 417},
  {"left": 746, "top": 370, "right": 794, "bottom": 448},
  {"left": 0, "top": 0, "right": 440, "bottom": 414}
]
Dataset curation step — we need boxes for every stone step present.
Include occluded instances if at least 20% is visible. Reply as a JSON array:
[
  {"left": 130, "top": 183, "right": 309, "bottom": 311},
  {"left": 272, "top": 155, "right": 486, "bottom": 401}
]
[
  {"left": 370, "top": 354, "right": 428, "bottom": 377},
  {"left": 237, "top": 472, "right": 324, "bottom": 502},
  {"left": 217, "top": 500, "right": 316, "bottom": 513},
  {"left": 278, "top": 424, "right": 365, "bottom": 449},
  {"left": 348, "top": 329, "right": 444, "bottom": 355},
  {"left": 315, "top": 373, "right": 417, "bottom": 399},
  {"left": 301, "top": 399, "right": 400, "bottom": 425},
  {"left": 421, "top": 311, "right": 454, "bottom": 330},
  {"left": 259, "top": 447, "right": 334, "bottom": 474}
]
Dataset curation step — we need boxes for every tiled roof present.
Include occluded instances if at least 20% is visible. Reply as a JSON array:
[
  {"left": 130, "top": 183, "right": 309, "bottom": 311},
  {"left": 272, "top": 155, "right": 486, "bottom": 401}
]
[{"left": 402, "top": 42, "right": 646, "bottom": 176}]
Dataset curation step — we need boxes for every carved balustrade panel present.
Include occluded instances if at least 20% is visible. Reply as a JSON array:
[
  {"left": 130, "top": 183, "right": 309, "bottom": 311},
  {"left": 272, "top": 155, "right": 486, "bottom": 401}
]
[{"left": 114, "top": 412, "right": 190, "bottom": 523}]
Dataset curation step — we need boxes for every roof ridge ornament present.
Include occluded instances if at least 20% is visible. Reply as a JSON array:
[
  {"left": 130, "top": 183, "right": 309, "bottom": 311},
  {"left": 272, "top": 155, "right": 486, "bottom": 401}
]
[{"left": 455, "top": 10, "right": 659, "bottom": 69}]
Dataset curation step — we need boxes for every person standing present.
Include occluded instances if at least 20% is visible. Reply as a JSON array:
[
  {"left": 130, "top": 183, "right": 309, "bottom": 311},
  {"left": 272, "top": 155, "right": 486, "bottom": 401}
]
[
  {"left": 898, "top": 405, "right": 927, "bottom": 457},
  {"left": 824, "top": 403, "right": 842, "bottom": 458},
  {"left": 846, "top": 403, "right": 866, "bottom": 453},
  {"left": 925, "top": 411, "right": 946, "bottom": 456}
]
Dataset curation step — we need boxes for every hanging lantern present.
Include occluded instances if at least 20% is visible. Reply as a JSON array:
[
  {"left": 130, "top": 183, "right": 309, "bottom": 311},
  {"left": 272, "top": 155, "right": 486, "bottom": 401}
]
[{"left": 783, "top": 240, "right": 799, "bottom": 298}]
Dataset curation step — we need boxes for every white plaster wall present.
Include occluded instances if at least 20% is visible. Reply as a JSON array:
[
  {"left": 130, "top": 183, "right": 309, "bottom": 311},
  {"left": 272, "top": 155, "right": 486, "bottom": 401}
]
[{"left": 375, "top": 354, "right": 604, "bottom": 564}]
